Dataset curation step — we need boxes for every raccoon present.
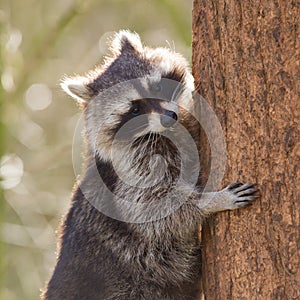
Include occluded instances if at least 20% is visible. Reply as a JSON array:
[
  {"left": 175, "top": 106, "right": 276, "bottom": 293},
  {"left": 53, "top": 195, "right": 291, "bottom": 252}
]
[{"left": 42, "top": 31, "right": 259, "bottom": 300}]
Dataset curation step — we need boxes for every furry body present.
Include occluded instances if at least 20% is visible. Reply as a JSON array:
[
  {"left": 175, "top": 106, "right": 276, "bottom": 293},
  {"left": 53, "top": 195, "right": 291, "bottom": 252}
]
[{"left": 42, "top": 31, "right": 258, "bottom": 300}]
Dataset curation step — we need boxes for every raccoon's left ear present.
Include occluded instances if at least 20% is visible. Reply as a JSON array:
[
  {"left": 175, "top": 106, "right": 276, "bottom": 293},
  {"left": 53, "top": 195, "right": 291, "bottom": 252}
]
[
  {"left": 61, "top": 76, "right": 94, "bottom": 105},
  {"left": 111, "top": 30, "right": 143, "bottom": 55}
]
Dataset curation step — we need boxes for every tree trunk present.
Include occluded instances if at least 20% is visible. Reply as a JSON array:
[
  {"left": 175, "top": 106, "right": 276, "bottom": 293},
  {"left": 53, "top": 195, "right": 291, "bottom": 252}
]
[{"left": 192, "top": 1, "right": 300, "bottom": 299}]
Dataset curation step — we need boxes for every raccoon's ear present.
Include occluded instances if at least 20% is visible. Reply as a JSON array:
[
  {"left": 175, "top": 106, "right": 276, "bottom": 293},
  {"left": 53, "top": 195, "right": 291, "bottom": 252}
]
[
  {"left": 111, "top": 30, "right": 143, "bottom": 55},
  {"left": 61, "top": 76, "right": 93, "bottom": 105}
]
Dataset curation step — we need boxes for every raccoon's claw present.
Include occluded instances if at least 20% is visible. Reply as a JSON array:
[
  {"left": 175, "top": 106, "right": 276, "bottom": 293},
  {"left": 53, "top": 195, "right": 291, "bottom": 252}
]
[
  {"left": 222, "top": 182, "right": 260, "bottom": 210},
  {"left": 227, "top": 182, "right": 244, "bottom": 189}
]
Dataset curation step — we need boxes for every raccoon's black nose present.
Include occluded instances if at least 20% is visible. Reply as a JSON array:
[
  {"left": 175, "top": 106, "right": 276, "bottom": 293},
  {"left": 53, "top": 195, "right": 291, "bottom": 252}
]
[{"left": 160, "top": 110, "right": 178, "bottom": 128}]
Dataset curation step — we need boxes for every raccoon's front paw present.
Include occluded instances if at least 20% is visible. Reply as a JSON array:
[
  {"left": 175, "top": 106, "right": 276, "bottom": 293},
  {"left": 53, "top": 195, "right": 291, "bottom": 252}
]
[{"left": 221, "top": 182, "right": 260, "bottom": 210}]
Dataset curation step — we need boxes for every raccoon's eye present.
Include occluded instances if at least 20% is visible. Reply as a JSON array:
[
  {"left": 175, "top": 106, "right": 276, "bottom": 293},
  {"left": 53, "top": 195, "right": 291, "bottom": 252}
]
[{"left": 130, "top": 104, "right": 140, "bottom": 116}]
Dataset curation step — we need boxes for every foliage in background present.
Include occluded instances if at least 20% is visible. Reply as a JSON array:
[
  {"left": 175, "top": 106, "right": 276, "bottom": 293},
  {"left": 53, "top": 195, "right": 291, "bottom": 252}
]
[
  {"left": 0, "top": 0, "right": 192, "bottom": 299},
  {"left": 0, "top": 7, "right": 6, "bottom": 297}
]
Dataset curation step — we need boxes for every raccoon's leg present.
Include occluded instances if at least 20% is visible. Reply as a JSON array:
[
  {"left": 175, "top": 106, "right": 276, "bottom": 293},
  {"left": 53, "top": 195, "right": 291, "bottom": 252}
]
[{"left": 196, "top": 182, "right": 259, "bottom": 214}]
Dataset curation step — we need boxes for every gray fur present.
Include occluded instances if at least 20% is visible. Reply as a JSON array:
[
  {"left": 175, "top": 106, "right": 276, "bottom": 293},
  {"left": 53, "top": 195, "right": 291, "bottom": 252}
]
[{"left": 42, "top": 31, "right": 258, "bottom": 300}]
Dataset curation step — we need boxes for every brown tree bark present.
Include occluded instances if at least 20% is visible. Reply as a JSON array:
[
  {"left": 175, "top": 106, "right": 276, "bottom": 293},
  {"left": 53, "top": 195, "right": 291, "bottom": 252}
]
[{"left": 192, "top": 1, "right": 300, "bottom": 299}]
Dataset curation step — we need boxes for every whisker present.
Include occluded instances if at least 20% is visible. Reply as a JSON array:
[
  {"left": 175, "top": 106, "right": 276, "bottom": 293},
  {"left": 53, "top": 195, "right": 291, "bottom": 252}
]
[{"left": 127, "top": 123, "right": 148, "bottom": 134}]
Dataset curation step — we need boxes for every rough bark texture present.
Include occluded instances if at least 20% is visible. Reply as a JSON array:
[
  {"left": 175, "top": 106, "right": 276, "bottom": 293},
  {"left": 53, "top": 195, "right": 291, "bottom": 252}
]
[{"left": 192, "top": 1, "right": 300, "bottom": 299}]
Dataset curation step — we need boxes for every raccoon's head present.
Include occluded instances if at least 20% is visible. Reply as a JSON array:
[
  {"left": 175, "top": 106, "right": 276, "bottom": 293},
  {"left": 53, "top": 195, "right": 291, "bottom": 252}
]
[{"left": 61, "top": 30, "right": 195, "bottom": 161}]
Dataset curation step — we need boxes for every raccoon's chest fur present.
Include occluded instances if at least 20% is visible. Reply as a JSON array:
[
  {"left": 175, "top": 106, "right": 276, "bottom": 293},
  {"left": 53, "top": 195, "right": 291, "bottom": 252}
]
[
  {"left": 57, "top": 152, "right": 201, "bottom": 299},
  {"left": 103, "top": 134, "right": 181, "bottom": 202}
]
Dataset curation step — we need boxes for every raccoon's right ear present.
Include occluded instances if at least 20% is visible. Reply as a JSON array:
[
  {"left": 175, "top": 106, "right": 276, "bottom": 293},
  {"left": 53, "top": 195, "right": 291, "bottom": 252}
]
[{"left": 61, "top": 76, "right": 94, "bottom": 106}]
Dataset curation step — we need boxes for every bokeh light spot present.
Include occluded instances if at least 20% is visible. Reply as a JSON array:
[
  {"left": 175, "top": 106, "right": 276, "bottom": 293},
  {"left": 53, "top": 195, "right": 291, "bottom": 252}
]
[
  {"left": 0, "top": 154, "right": 24, "bottom": 189},
  {"left": 6, "top": 28, "right": 22, "bottom": 53},
  {"left": 1, "top": 68, "right": 15, "bottom": 92},
  {"left": 25, "top": 83, "right": 52, "bottom": 111}
]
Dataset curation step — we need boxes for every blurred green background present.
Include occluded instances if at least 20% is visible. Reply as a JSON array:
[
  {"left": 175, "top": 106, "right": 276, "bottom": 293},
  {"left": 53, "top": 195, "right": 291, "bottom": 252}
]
[{"left": 0, "top": 0, "right": 192, "bottom": 299}]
